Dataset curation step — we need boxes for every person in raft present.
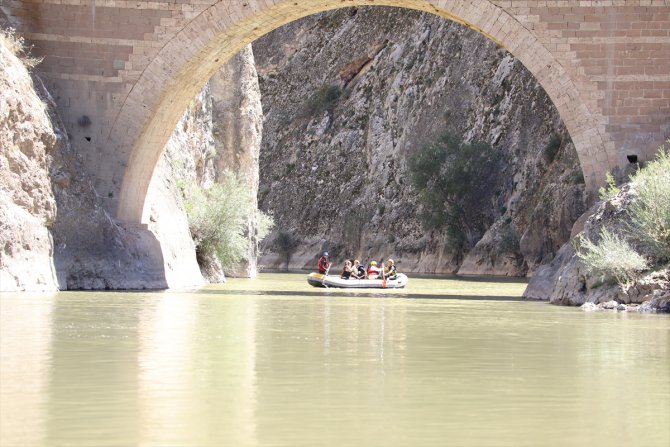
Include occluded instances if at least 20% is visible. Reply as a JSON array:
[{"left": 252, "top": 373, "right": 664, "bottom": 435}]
[
  {"left": 317, "top": 252, "right": 330, "bottom": 274},
  {"left": 367, "top": 261, "right": 381, "bottom": 279},
  {"left": 382, "top": 259, "right": 397, "bottom": 280},
  {"left": 351, "top": 260, "right": 366, "bottom": 279},
  {"left": 341, "top": 260, "right": 353, "bottom": 279}
]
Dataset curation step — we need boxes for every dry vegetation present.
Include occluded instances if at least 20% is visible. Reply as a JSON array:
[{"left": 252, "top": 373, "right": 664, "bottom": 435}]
[{"left": 0, "top": 28, "right": 42, "bottom": 69}]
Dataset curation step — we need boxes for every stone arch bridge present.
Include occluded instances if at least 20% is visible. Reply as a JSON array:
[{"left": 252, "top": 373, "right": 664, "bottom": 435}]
[{"left": 3, "top": 0, "right": 670, "bottom": 227}]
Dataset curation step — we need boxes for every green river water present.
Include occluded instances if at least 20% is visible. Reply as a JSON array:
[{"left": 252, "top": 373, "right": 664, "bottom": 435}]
[{"left": 1, "top": 273, "right": 669, "bottom": 447}]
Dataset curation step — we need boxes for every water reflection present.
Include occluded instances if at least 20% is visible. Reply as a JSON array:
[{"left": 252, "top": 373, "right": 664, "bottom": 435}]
[
  {"left": 0, "top": 295, "right": 53, "bottom": 446},
  {"left": 246, "top": 293, "right": 412, "bottom": 446},
  {"left": 192, "top": 296, "right": 258, "bottom": 445},
  {"left": 137, "top": 294, "right": 198, "bottom": 445},
  {"left": 137, "top": 294, "right": 259, "bottom": 446},
  {"left": 1, "top": 274, "right": 668, "bottom": 447},
  {"left": 46, "top": 294, "right": 141, "bottom": 446}
]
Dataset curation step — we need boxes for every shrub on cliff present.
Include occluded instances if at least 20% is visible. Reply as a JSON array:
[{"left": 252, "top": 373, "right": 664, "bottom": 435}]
[
  {"left": 576, "top": 229, "right": 648, "bottom": 286},
  {"left": 302, "top": 84, "right": 341, "bottom": 117},
  {"left": 627, "top": 145, "right": 670, "bottom": 261},
  {"left": 598, "top": 172, "right": 620, "bottom": 201},
  {"left": 184, "top": 172, "right": 274, "bottom": 268},
  {"left": 0, "top": 28, "right": 42, "bottom": 69},
  {"left": 408, "top": 131, "right": 500, "bottom": 250},
  {"left": 576, "top": 143, "right": 669, "bottom": 285}
]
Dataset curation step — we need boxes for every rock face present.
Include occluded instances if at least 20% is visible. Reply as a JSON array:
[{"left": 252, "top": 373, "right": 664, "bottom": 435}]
[
  {"left": 0, "top": 41, "right": 58, "bottom": 291},
  {"left": 524, "top": 185, "right": 670, "bottom": 312},
  {"left": 210, "top": 46, "right": 264, "bottom": 278},
  {"left": 145, "top": 45, "right": 264, "bottom": 281},
  {"left": 253, "top": 7, "right": 586, "bottom": 275}
]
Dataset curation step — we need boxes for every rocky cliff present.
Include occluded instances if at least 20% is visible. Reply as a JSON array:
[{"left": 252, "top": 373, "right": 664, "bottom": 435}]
[
  {"left": 253, "top": 7, "right": 587, "bottom": 275},
  {"left": 209, "top": 45, "right": 264, "bottom": 278},
  {"left": 1, "top": 30, "right": 263, "bottom": 290},
  {"left": 0, "top": 38, "right": 58, "bottom": 291}
]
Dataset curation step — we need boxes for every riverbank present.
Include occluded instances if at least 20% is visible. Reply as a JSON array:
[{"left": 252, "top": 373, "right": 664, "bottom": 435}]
[{"left": 524, "top": 148, "right": 670, "bottom": 313}]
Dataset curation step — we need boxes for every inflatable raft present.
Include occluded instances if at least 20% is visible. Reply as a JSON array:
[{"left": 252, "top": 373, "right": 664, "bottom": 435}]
[{"left": 307, "top": 272, "right": 408, "bottom": 289}]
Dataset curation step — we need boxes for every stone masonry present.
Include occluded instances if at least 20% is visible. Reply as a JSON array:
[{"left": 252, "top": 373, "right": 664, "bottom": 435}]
[{"left": 1, "top": 0, "right": 669, "bottom": 228}]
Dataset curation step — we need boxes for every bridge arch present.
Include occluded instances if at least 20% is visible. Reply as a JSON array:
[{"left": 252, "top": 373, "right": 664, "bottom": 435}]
[{"left": 114, "top": 0, "right": 607, "bottom": 224}]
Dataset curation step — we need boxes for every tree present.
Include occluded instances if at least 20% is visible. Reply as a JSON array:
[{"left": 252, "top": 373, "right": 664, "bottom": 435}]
[
  {"left": 409, "top": 131, "right": 500, "bottom": 250},
  {"left": 184, "top": 171, "right": 273, "bottom": 268}
]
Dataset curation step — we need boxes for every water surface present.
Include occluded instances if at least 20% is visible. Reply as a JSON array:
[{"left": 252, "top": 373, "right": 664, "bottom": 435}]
[{"left": 1, "top": 273, "right": 669, "bottom": 446}]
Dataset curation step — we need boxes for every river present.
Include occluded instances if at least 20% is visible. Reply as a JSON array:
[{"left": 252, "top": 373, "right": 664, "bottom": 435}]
[{"left": 1, "top": 273, "right": 668, "bottom": 446}]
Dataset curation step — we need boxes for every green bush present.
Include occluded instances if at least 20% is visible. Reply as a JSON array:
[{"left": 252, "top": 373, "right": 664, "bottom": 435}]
[
  {"left": 575, "top": 143, "right": 670, "bottom": 285},
  {"left": 302, "top": 84, "right": 341, "bottom": 117},
  {"left": 184, "top": 172, "right": 273, "bottom": 267},
  {"left": 627, "top": 145, "right": 670, "bottom": 260},
  {"left": 599, "top": 172, "right": 620, "bottom": 201},
  {"left": 542, "top": 133, "right": 562, "bottom": 164},
  {"left": 576, "top": 229, "right": 648, "bottom": 286},
  {"left": 497, "top": 222, "right": 520, "bottom": 255},
  {"left": 409, "top": 131, "right": 500, "bottom": 250},
  {"left": 445, "top": 225, "right": 467, "bottom": 252}
]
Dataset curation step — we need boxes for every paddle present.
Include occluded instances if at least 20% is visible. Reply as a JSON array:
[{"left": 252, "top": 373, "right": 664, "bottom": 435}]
[{"left": 323, "top": 262, "right": 332, "bottom": 288}]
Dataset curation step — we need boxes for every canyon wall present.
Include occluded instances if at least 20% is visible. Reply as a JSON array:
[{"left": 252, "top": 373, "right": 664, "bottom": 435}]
[
  {"left": 0, "top": 40, "right": 58, "bottom": 291},
  {"left": 253, "top": 7, "right": 587, "bottom": 275}
]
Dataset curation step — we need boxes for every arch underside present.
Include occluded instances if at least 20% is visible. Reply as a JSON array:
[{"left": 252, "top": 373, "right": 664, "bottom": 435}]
[{"left": 114, "top": 0, "right": 607, "bottom": 224}]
